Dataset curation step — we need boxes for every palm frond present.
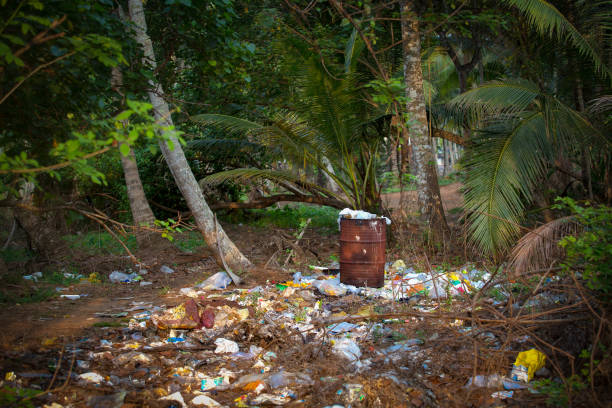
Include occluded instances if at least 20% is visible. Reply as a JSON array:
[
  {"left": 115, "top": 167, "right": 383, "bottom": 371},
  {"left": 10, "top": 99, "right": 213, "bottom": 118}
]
[
  {"left": 463, "top": 112, "right": 552, "bottom": 254},
  {"left": 200, "top": 168, "right": 340, "bottom": 199},
  {"left": 344, "top": 28, "right": 365, "bottom": 74},
  {"left": 503, "top": 0, "right": 611, "bottom": 78},
  {"left": 448, "top": 79, "right": 540, "bottom": 124},
  {"left": 190, "top": 114, "right": 263, "bottom": 135},
  {"left": 508, "top": 216, "right": 581, "bottom": 276},
  {"left": 186, "top": 138, "right": 263, "bottom": 152}
]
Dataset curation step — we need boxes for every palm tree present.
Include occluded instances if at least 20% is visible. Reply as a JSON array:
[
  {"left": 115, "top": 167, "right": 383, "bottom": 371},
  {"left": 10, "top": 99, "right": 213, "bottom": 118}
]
[
  {"left": 449, "top": 78, "right": 609, "bottom": 255},
  {"left": 400, "top": 0, "right": 449, "bottom": 236},
  {"left": 445, "top": 0, "right": 611, "bottom": 256},
  {"left": 191, "top": 52, "right": 385, "bottom": 213},
  {"left": 111, "top": 66, "right": 156, "bottom": 245}
]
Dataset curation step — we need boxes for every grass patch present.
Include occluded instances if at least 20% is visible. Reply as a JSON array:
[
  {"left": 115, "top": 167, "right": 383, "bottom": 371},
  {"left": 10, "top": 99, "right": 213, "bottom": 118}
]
[
  {"left": 0, "top": 247, "right": 35, "bottom": 263},
  {"left": 0, "top": 287, "right": 57, "bottom": 304},
  {"left": 0, "top": 386, "right": 39, "bottom": 408},
  {"left": 173, "top": 230, "right": 206, "bottom": 253},
  {"left": 40, "top": 270, "right": 81, "bottom": 286},
  {"left": 92, "top": 321, "right": 124, "bottom": 328},
  {"left": 63, "top": 231, "right": 138, "bottom": 255},
  {"left": 0, "top": 268, "right": 84, "bottom": 305},
  {"left": 381, "top": 184, "right": 417, "bottom": 194},
  {"left": 228, "top": 204, "right": 340, "bottom": 231},
  {"left": 438, "top": 171, "right": 464, "bottom": 186}
]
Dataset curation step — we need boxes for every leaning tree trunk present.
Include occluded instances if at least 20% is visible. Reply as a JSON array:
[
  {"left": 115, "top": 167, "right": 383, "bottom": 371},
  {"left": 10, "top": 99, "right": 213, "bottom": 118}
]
[
  {"left": 127, "top": 0, "right": 251, "bottom": 272},
  {"left": 400, "top": 0, "right": 449, "bottom": 237},
  {"left": 111, "top": 66, "right": 157, "bottom": 246}
]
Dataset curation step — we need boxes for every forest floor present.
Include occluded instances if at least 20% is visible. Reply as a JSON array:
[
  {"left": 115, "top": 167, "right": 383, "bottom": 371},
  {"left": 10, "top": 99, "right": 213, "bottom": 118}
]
[{"left": 0, "top": 183, "right": 559, "bottom": 407}]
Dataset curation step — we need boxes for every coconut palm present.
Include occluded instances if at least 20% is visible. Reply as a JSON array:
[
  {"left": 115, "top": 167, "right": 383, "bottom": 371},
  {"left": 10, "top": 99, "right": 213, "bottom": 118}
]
[
  {"left": 191, "top": 51, "right": 386, "bottom": 213},
  {"left": 449, "top": 78, "right": 609, "bottom": 255}
]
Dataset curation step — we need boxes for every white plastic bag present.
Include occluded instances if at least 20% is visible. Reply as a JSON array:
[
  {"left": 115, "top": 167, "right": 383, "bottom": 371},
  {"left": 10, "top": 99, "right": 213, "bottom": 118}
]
[
  {"left": 214, "top": 338, "right": 239, "bottom": 354},
  {"left": 198, "top": 272, "right": 232, "bottom": 290},
  {"left": 333, "top": 338, "right": 361, "bottom": 362},
  {"left": 316, "top": 280, "right": 347, "bottom": 296}
]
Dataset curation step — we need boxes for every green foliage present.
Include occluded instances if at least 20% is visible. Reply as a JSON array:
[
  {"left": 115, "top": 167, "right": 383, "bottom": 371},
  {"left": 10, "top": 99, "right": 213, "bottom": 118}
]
[
  {"left": 454, "top": 79, "right": 606, "bottom": 255},
  {"left": 502, "top": 0, "right": 610, "bottom": 79},
  {"left": 173, "top": 231, "right": 206, "bottom": 253},
  {"left": 228, "top": 204, "right": 339, "bottom": 231},
  {"left": 0, "top": 386, "right": 38, "bottom": 408},
  {"left": 0, "top": 247, "right": 35, "bottom": 263},
  {"left": 154, "top": 218, "right": 184, "bottom": 242},
  {"left": 193, "top": 34, "right": 388, "bottom": 212},
  {"left": 0, "top": 272, "right": 58, "bottom": 304},
  {"left": 554, "top": 197, "right": 612, "bottom": 297}
]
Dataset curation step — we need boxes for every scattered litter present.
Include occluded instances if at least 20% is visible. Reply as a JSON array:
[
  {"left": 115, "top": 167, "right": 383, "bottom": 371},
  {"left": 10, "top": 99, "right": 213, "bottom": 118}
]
[
  {"left": 465, "top": 374, "right": 504, "bottom": 388},
  {"left": 315, "top": 278, "right": 347, "bottom": 296},
  {"left": 23, "top": 272, "right": 43, "bottom": 281},
  {"left": 215, "top": 338, "right": 239, "bottom": 354},
  {"left": 109, "top": 271, "right": 141, "bottom": 283},
  {"left": 160, "top": 265, "right": 175, "bottom": 274},
  {"left": 250, "top": 393, "right": 291, "bottom": 405},
  {"left": 152, "top": 299, "right": 201, "bottom": 329},
  {"left": 492, "top": 390, "right": 513, "bottom": 399},
  {"left": 79, "top": 372, "right": 104, "bottom": 384},
  {"left": 160, "top": 392, "right": 186, "bottom": 408},
  {"left": 60, "top": 294, "right": 81, "bottom": 300},
  {"left": 511, "top": 349, "right": 546, "bottom": 382},
  {"left": 198, "top": 272, "right": 232, "bottom": 290},
  {"left": 332, "top": 338, "right": 361, "bottom": 362},
  {"left": 191, "top": 394, "right": 223, "bottom": 407}
]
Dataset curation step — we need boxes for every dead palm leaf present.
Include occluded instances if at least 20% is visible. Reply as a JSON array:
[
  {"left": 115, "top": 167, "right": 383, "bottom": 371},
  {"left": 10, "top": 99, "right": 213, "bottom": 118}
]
[{"left": 508, "top": 216, "right": 582, "bottom": 277}]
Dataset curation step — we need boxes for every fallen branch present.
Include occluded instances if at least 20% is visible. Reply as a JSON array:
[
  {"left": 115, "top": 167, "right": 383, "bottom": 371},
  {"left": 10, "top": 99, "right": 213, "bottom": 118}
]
[
  {"left": 210, "top": 193, "right": 348, "bottom": 210},
  {"left": 284, "top": 218, "right": 311, "bottom": 266}
]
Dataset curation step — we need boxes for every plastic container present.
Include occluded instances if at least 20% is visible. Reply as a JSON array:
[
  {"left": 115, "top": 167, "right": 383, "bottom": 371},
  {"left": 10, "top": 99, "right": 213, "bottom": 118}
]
[{"left": 339, "top": 217, "right": 386, "bottom": 287}]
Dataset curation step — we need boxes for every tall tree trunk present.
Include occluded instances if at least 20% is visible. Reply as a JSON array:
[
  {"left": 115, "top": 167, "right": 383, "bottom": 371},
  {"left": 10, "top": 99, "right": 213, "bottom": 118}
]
[
  {"left": 127, "top": 0, "right": 251, "bottom": 272},
  {"left": 119, "top": 146, "right": 156, "bottom": 228},
  {"left": 442, "top": 138, "right": 449, "bottom": 176},
  {"left": 111, "top": 66, "right": 157, "bottom": 246},
  {"left": 400, "top": 0, "right": 449, "bottom": 236}
]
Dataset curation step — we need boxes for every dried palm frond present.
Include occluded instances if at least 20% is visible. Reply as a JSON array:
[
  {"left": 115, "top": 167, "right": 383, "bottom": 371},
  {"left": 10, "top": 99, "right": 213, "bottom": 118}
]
[{"left": 508, "top": 216, "right": 582, "bottom": 277}]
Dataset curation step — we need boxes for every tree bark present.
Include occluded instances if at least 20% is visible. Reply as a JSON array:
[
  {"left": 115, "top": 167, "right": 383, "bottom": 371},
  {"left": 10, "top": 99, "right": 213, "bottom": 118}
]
[
  {"left": 400, "top": 0, "right": 449, "bottom": 236},
  {"left": 442, "top": 138, "right": 449, "bottom": 176},
  {"left": 119, "top": 146, "right": 155, "bottom": 227},
  {"left": 127, "top": 0, "right": 251, "bottom": 272},
  {"left": 111, "top": 66, "right": 157, "bottom": 245}
]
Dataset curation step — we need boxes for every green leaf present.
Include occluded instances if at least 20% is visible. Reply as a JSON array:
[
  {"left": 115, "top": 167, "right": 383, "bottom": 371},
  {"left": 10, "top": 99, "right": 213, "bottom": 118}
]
[
  {"left": 119, "top": 143, "right": 130, "bottom": 157},
  {"left": 115, "top": 110, "right": 133, "bottom": 121}
]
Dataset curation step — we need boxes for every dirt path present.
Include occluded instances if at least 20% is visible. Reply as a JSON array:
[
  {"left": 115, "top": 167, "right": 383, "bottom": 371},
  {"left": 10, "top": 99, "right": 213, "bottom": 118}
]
[
  {"left": 0, "top": 225, "right": 336, "bottom": 349},
  {"left": 381, "top": 182, "right": 464, "bottom": 212}
]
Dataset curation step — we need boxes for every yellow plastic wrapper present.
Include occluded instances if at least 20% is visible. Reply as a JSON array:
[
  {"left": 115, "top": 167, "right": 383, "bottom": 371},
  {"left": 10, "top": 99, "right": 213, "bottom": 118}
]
[{"left": 512, "top": 349, "right": 546, "bottom": 382}]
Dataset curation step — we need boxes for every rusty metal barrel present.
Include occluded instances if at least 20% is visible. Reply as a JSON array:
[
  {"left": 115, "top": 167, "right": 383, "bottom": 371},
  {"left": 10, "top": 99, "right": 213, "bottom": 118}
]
[{"left": 339, "top": 217, "right": 386, "bottom": 288}]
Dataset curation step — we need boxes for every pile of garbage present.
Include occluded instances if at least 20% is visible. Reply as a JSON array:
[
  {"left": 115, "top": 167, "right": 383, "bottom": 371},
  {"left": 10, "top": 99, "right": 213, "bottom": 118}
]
[{"left": 2, "top": 260, "right": 556, "bottom": 407}]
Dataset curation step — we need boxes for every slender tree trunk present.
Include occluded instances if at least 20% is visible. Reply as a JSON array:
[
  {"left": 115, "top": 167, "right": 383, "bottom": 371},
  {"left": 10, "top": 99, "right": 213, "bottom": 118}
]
[
  {"left": 400, "top": 0, "right": 449, "bottom": 236},
  {"left": 442, "top": 138, "right": 449, "bottom": 176},
  {"left": 111, "top": 66, "right": 157, "bottom": 246},
  {"left": 119, "top": 146, "right": 156, "bottom": 227},
  {"left": 127, "top": 0, "right": 251, "bottom": 272}
]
